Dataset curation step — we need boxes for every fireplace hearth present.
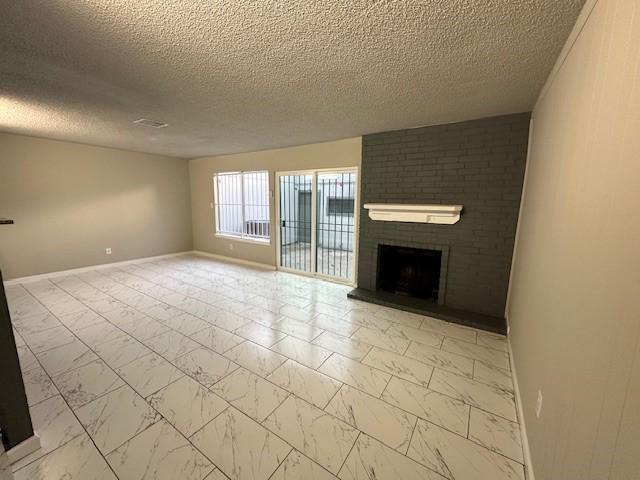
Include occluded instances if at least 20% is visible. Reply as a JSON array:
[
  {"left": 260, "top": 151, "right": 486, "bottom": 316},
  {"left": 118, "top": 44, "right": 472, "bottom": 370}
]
[{"left": 350, "top": 239, "right": 506, "bottom": 333}]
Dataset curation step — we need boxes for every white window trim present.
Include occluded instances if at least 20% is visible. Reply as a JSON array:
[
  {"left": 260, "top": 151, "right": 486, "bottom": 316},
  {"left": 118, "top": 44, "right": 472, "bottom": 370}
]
[
  {"left": 214, "top": 232, "right": 271, "bottom": 245},
  {"left": 213, "top": 170, "right": 271, "bottom": 244}
]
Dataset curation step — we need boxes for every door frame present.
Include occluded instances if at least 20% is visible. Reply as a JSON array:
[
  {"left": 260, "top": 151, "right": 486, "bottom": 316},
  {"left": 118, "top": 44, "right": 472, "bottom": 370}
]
[{"left": 275, "top": 167, "right": 360, "bottom": 287}]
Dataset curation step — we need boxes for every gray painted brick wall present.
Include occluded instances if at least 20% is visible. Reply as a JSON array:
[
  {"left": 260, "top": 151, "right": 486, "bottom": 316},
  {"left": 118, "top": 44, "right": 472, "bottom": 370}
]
[{"left": 356, "top": 113, "right": 530, "bottom": 318}]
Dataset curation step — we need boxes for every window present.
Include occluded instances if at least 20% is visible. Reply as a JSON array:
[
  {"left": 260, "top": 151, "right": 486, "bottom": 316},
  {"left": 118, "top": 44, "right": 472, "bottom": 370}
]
[
  {"left": 326, "top": 197, "right": 355, "bottom": 216},
  {"left": 214, "top": 171, "right": 270, "bottom": 242}
]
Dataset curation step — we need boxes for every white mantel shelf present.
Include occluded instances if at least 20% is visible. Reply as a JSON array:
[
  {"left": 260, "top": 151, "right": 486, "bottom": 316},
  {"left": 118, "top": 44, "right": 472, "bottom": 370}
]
[{"left": 364, "top": 204, "right": 463, "bottom": 224}]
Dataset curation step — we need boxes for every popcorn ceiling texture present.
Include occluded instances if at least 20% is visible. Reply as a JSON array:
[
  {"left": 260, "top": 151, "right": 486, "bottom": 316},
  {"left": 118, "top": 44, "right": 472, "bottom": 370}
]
[{"left": 0, "top": 0, "right": 584, "bottom": 158}]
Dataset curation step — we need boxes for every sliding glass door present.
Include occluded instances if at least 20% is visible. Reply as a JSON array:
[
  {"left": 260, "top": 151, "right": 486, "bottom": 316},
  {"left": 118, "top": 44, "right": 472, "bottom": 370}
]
[{"left": 276, "top": 169, "right": 358, "bottom": 284}]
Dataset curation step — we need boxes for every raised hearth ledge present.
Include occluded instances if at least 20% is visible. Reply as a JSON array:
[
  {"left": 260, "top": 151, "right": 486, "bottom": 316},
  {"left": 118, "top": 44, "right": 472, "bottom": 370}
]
[
  {"left": 363, "top": 204, "right": 463, "bottom": 224},
  {"left": 347, "top": 288, "right": 506, "bottom": 334}
]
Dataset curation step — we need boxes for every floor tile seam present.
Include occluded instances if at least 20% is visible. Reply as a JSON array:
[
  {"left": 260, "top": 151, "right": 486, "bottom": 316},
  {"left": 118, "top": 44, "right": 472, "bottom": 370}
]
[
  {"left": 443, "top": 335, "right": 511, "bottom": 354},
  {"left": 322, "top": 384, "right": 421, "bottom": 456},
  {"left": 425, "top": 367, "right": 518, "bottom": 423},
  {"left": 10, "top": 304, "right": 123, "bottom": 479},
  {"left": 188, "top": 402, "right": 296, "bottom": 478},
  {"left": 106, "top": 265, "right": 259, "bottom": 313},
  {"left": 405, "top": 414, "right": 527, "bottom": 474},
  {"left": 60, "top": 315, "right": 231, "bottom": 477}
]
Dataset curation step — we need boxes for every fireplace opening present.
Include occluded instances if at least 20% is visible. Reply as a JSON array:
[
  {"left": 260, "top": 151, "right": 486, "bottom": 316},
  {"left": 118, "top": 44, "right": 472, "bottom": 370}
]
[{"left": 377, "top": 245, "right": 442, "bottom": 301}]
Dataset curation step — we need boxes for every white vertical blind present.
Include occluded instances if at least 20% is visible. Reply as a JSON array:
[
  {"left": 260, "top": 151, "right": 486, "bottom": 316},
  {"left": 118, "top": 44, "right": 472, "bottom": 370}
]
[{"left": 214, "top": 171, "right": 270, "bottom": 241}]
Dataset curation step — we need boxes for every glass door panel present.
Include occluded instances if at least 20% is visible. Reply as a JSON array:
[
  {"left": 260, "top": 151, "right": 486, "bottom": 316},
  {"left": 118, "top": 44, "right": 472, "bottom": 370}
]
[
  {"left": 278, "top": 174, "right": 313, "bottom": 273},
  {"left": 316, "top": 171, "right": 356, "bottom": 282}
]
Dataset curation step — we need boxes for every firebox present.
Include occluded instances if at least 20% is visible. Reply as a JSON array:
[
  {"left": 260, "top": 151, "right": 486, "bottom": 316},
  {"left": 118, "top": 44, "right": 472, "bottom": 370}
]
[{"left": 376, "top": 245, "right": 442, "bottom": 301}]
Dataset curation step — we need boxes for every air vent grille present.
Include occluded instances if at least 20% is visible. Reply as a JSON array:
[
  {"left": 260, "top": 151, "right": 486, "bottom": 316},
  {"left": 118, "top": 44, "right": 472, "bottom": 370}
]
[{"left": 133, "top": 118, "right": 168, "bottom": 129}]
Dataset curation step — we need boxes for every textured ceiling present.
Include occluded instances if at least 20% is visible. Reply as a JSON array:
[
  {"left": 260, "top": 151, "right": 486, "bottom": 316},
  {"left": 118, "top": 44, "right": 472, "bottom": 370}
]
[{"left": 0, "top": 0, "right": 584, "bottom": 158}]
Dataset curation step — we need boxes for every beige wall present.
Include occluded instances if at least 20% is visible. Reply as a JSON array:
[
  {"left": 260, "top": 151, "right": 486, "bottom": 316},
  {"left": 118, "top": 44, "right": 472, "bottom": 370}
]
[
  {"left": 189, "top": 137, "right": 361, "bottom": 266},
  {"left": 507, "top": 1, "right": 640, "bottom": 479},
  {"left": 0, "top": 133, "right": 193, "bottom": 280}
]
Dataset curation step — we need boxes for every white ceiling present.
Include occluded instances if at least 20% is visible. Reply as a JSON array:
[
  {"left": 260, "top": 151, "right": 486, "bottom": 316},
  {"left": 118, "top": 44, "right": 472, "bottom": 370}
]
[{"left": 0, "top": 0, "right": 584, "bottom": 158}]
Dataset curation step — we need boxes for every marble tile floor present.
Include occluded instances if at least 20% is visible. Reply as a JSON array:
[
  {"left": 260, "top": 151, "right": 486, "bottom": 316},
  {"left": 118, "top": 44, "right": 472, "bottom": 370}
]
[{"left": 6, "top": 254, "right": 524, "bottom": 480}]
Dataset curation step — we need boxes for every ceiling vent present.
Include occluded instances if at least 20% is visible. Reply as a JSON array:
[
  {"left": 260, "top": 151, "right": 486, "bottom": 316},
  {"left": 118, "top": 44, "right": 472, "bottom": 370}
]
[{"left": 133, "top": 118, "right": 168, "bottom": 129}]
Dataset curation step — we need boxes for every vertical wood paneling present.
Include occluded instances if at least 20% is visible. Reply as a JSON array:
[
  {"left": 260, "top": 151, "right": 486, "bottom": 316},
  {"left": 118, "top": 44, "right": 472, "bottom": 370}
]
[{"left": 508, "top": 0, "right": 640, "bottom": 478}]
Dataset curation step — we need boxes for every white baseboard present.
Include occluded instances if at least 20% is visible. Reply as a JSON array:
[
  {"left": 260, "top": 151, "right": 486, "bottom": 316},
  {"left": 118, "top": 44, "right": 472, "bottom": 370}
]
[
  {"left": 192, "top": 250, "right": 276, "bottom": 271},
  {"left": 7, "top": 434, "right": 40, "bottom": 465},
  {"left": 3, "top": 251, "right": 194, "bottom": 286},
  {"left": 4, "top": 249, "right": 277, "bottom": 286},
  {"left": 507, "top": 318, "right": 536, "bottom": 480}
]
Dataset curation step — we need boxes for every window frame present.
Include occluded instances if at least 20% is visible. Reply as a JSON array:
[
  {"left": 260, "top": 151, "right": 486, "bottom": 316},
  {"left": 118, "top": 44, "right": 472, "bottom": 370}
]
[
  {"left": 326, "top": 196, "right": 355, "bottom": 217},
  {"left": 213, "top": 170, "right": 271, "bottom": 244}
]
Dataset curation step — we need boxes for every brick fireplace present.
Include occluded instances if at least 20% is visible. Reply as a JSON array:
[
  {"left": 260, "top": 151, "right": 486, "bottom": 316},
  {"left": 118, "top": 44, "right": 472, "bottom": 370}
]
[{"left": 350, "top": 113, "right": 530, "bottom": 333}]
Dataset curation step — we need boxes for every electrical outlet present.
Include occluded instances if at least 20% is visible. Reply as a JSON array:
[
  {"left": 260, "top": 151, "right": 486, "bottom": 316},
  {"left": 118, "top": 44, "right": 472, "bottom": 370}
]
[
  {"left": 105, "top": 247, "right": 112, "bottom": 255},
  {"left": 229, "top": 243, "right": 234, "bottom": 251},
  {"left": 536, "top": 390, "right": 543, "bottom": 418}
]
